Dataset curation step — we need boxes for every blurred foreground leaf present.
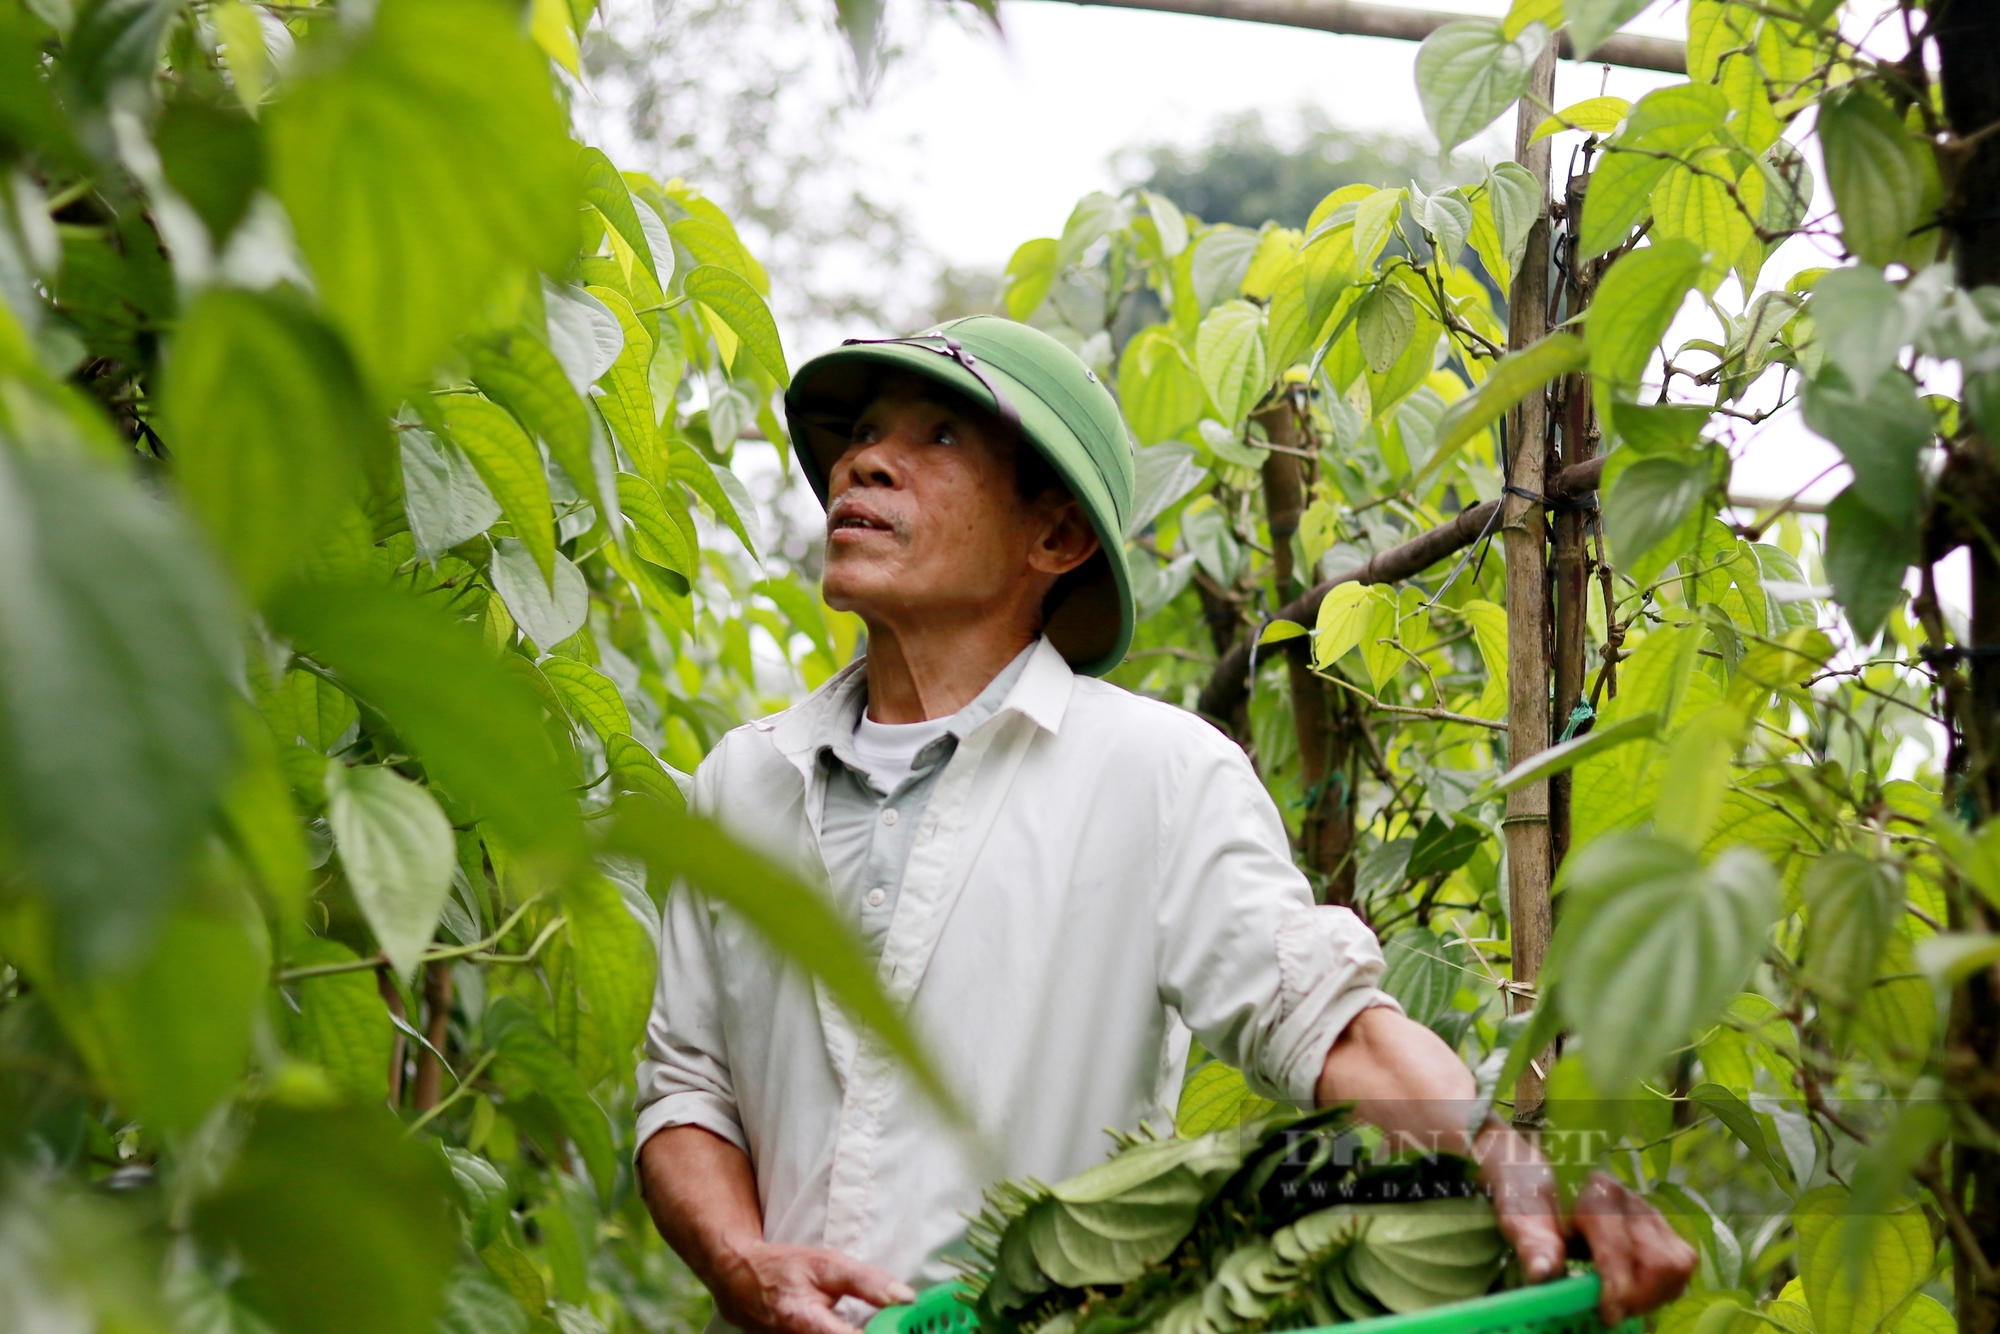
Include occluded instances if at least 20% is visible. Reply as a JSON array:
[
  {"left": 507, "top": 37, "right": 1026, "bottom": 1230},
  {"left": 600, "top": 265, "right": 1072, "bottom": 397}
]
[
  {"left": 0, "top": 451, "right": 238, "bottom": 968},
  {"left": 198, "top": 1106, "right": 457, "bottom": 1334},
  {"left": 0, "top": 1178, "right": 171, "bottom": 1333},
  {"left": 269, "top": 0, "right": 577, "bottom": 400},
  {"left": 163, "top": 288, "right": 379, "bottom": 602},
  {"left": 602, "top": 795, "right": 957, "bottom": 1121},
  {"left": 0, "top": 884, "right": 267, "bottom": 1131}
]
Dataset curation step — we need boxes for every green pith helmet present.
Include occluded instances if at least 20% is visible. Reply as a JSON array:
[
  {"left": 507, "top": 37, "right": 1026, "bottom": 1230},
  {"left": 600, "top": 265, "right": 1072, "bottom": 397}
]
[{"left": 784, "top": 315, "right": 1136, "bottom": 677}]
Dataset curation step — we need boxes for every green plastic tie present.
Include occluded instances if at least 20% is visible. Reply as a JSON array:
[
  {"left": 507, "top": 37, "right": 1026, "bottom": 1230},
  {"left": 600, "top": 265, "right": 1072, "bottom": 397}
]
[
  {"left": 1295, "top": 771, "right": 1348, "bottom": 811},
  {"left": 1557, "top": 701, "right": 1595, "bottom": 743}
]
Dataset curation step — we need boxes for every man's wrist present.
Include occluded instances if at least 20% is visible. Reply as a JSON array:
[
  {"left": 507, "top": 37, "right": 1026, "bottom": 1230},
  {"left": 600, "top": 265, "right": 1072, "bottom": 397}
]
[
  {"left": 1470, "top": 1119, "right": 1507, "bottom": 1184},
  {"left": 1470, "top": 1113, "right": 1513, "bottom": 1153},
  {"left": 703, "top": 1230, "right": 770, "bottom": 1306},
  {"left": 1471, "top": 1116, "right": 1536, "bottom": 1170}
]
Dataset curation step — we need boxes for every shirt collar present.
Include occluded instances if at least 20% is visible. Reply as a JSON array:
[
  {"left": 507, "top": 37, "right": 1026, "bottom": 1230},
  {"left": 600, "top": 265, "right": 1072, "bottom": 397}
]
[
  {"left": 767, "top": 635, "right": 1075, "bottom": 769},
  {"left": 1002, "top": 636, "right": 1076, "bottom": 736}
]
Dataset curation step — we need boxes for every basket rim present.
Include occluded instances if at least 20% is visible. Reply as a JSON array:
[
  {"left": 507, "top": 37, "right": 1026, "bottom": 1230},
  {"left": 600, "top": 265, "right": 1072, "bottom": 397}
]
[
  {"left": 1297, "top": 1273, "right": 1606, "bottom": 1334},
  {"left": 868, "top": 1271, "right": 1613, "bottom": 1334}
]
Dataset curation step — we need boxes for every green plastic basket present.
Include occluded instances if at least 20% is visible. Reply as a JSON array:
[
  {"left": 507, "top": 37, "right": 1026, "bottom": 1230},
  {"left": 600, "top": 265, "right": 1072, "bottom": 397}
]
[
  {"left": 864, "top": 1273, "right": 1640, "bottom": 1334},
  {"left": 865, "top": 1284, "right": 980, "bottom": 1334}
]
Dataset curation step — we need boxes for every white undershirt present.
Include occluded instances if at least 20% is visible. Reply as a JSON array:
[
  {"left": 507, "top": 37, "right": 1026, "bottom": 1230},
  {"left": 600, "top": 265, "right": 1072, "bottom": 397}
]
[{"left": 850, "top": 709, "right": 956, "bottom": 793}]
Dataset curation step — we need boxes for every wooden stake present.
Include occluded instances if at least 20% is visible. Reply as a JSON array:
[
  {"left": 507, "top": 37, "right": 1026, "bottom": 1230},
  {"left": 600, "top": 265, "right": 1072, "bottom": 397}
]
[
  {"left": 1259, "top": 397, "right": 1360, "bottom": 908},
  {"left": 1549, "top": 168, "right": 1601, "bottom": 870},
  {"left": 412, "top": 960, "right": 455, "bottom": 1112},
  {"left": 1501, "top": 38, "right": 1558, "bottom": 1123},
  {"left": 377, "top": 965, "right": 408, "bottom": 1109}
]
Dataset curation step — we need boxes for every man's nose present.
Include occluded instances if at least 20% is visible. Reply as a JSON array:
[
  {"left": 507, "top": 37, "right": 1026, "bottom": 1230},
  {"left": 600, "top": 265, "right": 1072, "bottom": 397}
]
[{"left": 837, "top": 436, "right": 904, "bottom": 491}]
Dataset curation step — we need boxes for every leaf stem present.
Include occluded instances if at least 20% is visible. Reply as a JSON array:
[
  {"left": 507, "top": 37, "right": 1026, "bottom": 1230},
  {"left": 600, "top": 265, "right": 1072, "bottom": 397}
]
[
  {"left": 275, "top": 895, "right": 545, "bottom": 981},
  {"left": 1316, "top": 669, "right": 1507, "bottom": 731},
  {"left": 472, "top": 913, "right": 568, "bottom": 965},
  {"left": 403, "top": 1049, "right": 497, "bottom": 1138},
  {"left": 43, "top": 179, "right": 94, "bottom": 212},
  {"left": 1734, "top": 461, "right": 1843, "bottom": 539}
]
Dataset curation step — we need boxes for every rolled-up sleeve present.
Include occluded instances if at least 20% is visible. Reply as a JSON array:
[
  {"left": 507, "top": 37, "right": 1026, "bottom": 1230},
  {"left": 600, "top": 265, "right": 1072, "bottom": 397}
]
[
  {"left": 1152, "top": 732, "right": 1400, "bottom": 1106},
  {"left": 633, "top": 756, "right": 748, "bottom": 1157}
]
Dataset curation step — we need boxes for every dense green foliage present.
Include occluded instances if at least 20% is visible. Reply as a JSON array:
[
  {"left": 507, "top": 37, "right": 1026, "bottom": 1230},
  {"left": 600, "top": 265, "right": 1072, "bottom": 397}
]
[{"left": 0, "top": 0, "right": 917, "bottom": 1328}]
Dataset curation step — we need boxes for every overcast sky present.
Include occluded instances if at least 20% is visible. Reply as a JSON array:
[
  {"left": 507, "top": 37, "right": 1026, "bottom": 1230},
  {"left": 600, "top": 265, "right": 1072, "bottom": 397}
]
[{"left": 847, "top": 0, "right": 1685, "bottom": 268}]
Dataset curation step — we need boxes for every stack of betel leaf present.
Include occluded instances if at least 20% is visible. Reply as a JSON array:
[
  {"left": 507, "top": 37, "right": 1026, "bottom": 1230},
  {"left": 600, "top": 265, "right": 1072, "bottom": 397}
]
[{"left": 960, "top": 1107, "right": 1512, "bottom": 1334}]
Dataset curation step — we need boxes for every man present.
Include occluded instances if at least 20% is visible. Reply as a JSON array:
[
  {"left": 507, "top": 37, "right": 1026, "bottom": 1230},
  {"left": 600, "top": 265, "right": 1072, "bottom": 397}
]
[{"left": 634, "top": 317, "right": 1693, "bottom": 1334}]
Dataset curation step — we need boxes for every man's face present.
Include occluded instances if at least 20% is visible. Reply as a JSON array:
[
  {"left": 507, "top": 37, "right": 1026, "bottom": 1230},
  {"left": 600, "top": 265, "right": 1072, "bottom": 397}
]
[{"left": 818, "top": 380, "right": 1096, "bottom": 626}]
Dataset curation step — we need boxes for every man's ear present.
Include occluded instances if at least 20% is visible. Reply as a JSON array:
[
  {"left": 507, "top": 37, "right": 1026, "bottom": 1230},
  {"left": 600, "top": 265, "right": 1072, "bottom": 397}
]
[{"left": 1027, "top": 497, "right": 1100, "bottom": 576}]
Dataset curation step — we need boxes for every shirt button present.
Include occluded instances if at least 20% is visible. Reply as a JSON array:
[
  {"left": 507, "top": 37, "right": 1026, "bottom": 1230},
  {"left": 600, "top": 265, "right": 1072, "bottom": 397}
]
[
  {"left": 866, "top": 887, "right": 887, "bottom": 907},
  {"left": 880, "top": 808, "right": 898, "bottom": 826}
]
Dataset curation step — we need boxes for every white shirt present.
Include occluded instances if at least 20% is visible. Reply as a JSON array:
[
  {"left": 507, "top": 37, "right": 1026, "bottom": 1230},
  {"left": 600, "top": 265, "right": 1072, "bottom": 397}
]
[{"left": 634, "top": 638, "right": 1397, "bottom": 1300}]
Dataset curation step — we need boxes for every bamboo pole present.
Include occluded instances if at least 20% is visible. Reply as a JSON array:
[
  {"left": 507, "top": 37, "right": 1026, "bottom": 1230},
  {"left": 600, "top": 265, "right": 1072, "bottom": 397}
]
[
  {"left": 1500, "top": 39, "right": 1557, "bottom": 1123},
  {"left": 1032, "top": 0, "right": 1687, "bottom": 72}
]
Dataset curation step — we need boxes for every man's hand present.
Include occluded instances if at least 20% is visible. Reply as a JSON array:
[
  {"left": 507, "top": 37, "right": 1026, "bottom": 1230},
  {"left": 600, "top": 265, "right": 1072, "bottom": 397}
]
[
  {"left": 1472, "top": 1119, "right": 1567, "bottom": 1285},
  {"left": 1319, "top": 1009, "right": 1696, "bottom": 1323},
  {"left": 638, "top": 1125, "right": 915, "bottom": 1334},
  {"left": 709, "top": 1241, "right": 915, "bottom": 1334},
  {"left": 1480, "top": 1120, "right": 1696, "bottom": 1328},
  {"left": 1473, "top": 1121, "right": 1697, "bottom": 1324}
]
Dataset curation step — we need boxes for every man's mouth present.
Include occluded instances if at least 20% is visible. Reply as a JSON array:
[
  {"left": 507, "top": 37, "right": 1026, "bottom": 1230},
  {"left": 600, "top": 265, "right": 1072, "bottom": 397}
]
[{"left": 827, "top": 501, "right": 897, "bottom": 539}]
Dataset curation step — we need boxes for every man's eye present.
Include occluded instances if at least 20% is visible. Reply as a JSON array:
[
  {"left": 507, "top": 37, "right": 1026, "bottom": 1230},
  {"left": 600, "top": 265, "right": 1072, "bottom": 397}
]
[{"left": 935, "top": 424, "right": 958, "bottom": 445}]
